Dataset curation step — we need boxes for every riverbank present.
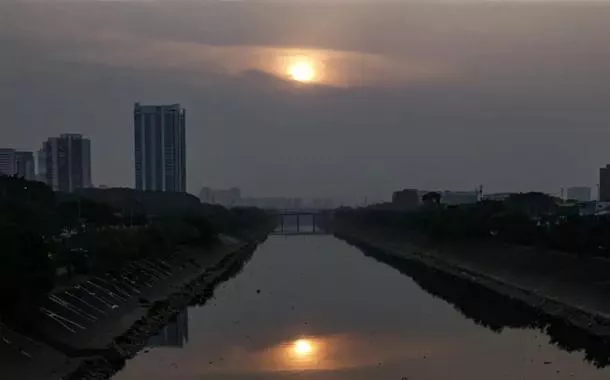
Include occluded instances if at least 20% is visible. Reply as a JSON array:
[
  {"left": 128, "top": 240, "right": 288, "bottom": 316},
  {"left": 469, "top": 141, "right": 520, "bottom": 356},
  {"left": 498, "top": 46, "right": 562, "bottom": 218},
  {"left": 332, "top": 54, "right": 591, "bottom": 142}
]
[
  {"left": 332, "top": 223, "right": 610, "bottom": 341},
  {"left": 1, "top": 232, "right": 268, "bottom": 380}
]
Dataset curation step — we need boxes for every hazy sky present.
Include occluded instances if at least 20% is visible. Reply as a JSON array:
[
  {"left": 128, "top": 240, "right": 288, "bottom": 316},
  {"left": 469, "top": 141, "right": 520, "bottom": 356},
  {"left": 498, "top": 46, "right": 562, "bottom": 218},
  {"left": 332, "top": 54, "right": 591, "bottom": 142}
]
[{"left": 1, "top": 1, "right": 610, "bottom": 202}]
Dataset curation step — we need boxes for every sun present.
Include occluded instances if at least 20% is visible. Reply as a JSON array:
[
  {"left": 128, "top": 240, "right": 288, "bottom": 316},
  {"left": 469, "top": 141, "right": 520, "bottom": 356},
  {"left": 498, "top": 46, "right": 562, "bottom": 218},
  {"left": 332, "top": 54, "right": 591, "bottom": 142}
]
[
  {"left": 293, "top": 339, "right": 313, "bottom": 355},
  {"left": 289, "top": 62, "right": 316, "bottom": 82}
]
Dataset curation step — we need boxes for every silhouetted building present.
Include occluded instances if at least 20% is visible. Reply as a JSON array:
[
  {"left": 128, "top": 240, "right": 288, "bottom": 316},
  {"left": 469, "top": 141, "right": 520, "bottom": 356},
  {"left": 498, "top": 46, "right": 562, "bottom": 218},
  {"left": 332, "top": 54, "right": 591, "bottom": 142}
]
[
  {"left": 36, "top": 148, "right": 46, "bottom": 183},
  {"left": 134, "top": 103, "right": 186, "bottom": 192},
  {"left": 42, "top": 134, "right": 92, "bottom": 192},
  {"left": 199, "top": 187, "right": 241, "bottom": 207},
  {"left": 575, "top": 201, "right": 610, "bottom": 216},
  {"left": 0, "top": 149, "right": 16, "bottom": 176},
  {"left": 199, "top": 187, "right": 213, "bottom": 203},
  {"left": 566, "top": 186, "right": 591, "bottom": 202},
  {"left": 311, "top": 198, "right": 335, "bottom": 209},
  {"left": 483, "top": 192, "right": 515, "bottom": 201},
  {"left": 237, "top": 196, "right": 303, "bottom": 210},
  {"left": 14, "top": 151, "right": 35, "bottom": 181},
  {"left": 600, "top": 165, "right": 610, "bottom": 202},
  {"left": 392, "top": 188, "right": 420, "bottom": 210},
  {"left": 440, "top": 191, "right": 479, "bottom": 205},
  {"left": 0, "top": 149, "right": 35, "bottom": 180},
  {"left": 148, "top": 309, "right": 189, "bottom": 347}
]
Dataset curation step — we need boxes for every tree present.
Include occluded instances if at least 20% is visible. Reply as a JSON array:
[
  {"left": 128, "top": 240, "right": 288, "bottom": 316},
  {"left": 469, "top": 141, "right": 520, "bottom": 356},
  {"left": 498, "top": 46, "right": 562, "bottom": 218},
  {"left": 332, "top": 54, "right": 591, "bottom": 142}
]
[
  {"left": 422, "top": 191, "right": 442, "bottom": 205},
  {"left": 0, "top": 226, "right": 54, "bottom": 322}
]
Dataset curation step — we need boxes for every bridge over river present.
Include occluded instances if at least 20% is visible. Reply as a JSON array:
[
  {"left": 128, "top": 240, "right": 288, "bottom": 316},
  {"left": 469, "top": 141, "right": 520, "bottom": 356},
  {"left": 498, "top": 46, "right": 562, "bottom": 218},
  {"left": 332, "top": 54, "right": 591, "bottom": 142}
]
[{"left": 271, "top": 209, "right": 331, "bottom": 235}]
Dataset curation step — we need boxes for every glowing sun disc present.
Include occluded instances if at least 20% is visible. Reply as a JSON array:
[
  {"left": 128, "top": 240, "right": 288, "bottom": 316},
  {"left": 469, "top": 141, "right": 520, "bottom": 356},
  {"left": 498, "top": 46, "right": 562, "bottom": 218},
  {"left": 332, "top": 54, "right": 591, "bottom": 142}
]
[
  {"left": 293, "top": 339, "right": 313, "bottom": 355},
  {"left": 289, "top": 62, "right": 316, "bottom": 82}
]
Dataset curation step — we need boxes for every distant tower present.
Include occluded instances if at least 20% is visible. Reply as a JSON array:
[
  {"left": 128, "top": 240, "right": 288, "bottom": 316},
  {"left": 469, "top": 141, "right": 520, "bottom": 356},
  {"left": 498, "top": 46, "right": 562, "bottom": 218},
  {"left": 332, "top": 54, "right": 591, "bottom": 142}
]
[
  {"left": 134, "top": 103, "right": 186, "bottom": 192},
  {"left": 42, "top": 134, "right": 92, "bottom": 192},
  {"left": 36, "top": 148, "right": 46, "bottom": 183},
  {"left": 14, "top": 151, "right": 35, "bottom": 181},
  {"left": 599, "top": 165, "right": 610, "bottom": 202},
  {"left": 0, "top": 149, "right": 17, "bottom": 176},
  {"left": 477, "top": 185, "right": 484, "bottom": 201},
  {"left": 0, "top": 148, "right": 40, "bottom": 181}
]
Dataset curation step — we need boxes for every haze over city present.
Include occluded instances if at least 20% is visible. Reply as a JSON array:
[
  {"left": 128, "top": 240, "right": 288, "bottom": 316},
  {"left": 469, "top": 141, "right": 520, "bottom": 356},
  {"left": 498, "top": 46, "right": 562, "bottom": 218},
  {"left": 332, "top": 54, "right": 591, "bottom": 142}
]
[
  {"left": 7, "top": 2, "right": 610, "bottom": 380},
  {"left": 2, "top": 0, "right": 610, "bottom": 203}
]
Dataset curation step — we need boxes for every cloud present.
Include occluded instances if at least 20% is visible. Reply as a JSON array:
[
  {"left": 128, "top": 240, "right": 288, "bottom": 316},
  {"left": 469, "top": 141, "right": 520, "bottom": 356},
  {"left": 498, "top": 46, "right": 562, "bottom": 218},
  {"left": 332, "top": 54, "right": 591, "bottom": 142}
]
[
  {"left": 2, "top": 1, "right": 610, "bottom": 199},
  {"left": 3, "top": 18, "right": 454, "bottom": 89}
]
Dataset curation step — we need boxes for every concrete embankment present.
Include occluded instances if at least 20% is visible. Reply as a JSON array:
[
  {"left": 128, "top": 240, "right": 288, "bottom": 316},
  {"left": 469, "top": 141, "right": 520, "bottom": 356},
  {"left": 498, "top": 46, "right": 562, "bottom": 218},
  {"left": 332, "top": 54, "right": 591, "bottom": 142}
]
[
  {"left": 1, "top": 232, "right": 268, "bottom": 380},
  {"left": 333, "top": 224, "right": 610, "bottom": 341}
]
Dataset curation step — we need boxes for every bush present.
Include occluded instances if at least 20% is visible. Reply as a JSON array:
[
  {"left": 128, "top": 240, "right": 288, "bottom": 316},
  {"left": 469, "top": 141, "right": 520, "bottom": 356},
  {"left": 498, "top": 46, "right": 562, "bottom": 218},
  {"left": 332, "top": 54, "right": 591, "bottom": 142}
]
[{"left": 0, "top": 226, "right": 54, "bottom": 320}]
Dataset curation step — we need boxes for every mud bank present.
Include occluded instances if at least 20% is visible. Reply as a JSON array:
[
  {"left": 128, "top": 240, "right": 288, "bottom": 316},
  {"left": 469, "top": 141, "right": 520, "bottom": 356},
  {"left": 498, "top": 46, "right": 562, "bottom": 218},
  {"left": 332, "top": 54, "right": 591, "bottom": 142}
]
[
  {"left": 63, "top": 238, "right": 262, "bottom": 380},
  {"left": 333, "top": 227, "right": 610, "bottom": 343},
  {"left": 0, "top": 232, "right": 268, "bottom": 380}
]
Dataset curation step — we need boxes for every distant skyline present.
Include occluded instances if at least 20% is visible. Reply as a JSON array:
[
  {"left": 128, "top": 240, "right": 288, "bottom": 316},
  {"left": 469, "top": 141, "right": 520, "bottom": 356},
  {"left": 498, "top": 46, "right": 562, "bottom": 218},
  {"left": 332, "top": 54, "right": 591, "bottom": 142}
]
[{"left": 1, "top": 1, "right": 610, "bottom": 203}]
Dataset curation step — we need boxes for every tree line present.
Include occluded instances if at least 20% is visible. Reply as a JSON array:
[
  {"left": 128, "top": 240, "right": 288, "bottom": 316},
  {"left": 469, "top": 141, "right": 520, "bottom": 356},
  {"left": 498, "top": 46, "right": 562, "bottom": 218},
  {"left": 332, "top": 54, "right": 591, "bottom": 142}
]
[
  {"left": 0, "top": 175, "right": 270, "bottom": 320},
  {"left": 335, "top": 192, "right": 610, "bottom": 258}
]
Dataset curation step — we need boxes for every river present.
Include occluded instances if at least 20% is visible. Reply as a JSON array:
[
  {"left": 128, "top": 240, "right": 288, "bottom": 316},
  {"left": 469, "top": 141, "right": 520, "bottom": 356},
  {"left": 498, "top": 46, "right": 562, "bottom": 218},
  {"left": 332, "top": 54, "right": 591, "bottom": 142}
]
[{"left": 112, "top": 229, "right": 610, "bottom": 380}]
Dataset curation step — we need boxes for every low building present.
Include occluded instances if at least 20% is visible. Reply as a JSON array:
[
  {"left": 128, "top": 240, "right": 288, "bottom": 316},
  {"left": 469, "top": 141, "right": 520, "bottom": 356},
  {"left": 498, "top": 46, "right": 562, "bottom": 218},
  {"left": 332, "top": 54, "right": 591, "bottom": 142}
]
[
  {"left": 566, "top": 186, "right": 591, "bottom": 202},
  {"left": 199, "top": 187, "right": 241, "bottom": 207},
  {"left": 576, "top": 201, "right": 610, "bottom": 216},
  {"left": 483, "top": 192, "right": 515, "bottom": 201},
  {"left": 0, "top": 148, "right": 35, "bottom": 180},
  {"left": 238, "top": 197, "right": 303, "bottom": 210},
  {"left": 0, "top": 148, "right": 16, "bottom": 176},
  {"left": 310, "top": 198, "right": 335, "bottom": 210},
  {"left": 440, "top": 191, "right": 479, "bottom": 205}
]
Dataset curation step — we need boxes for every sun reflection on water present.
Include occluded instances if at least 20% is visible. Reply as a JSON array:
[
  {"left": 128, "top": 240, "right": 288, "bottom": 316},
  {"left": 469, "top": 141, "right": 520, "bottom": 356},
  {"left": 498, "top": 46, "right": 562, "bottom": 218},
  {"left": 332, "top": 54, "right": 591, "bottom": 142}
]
[
  {"left": 279, "top": 337, "right": 323, "bottom": 369},
  {"left": 293, "top": 339, "right": 314, "bottom": 356}
]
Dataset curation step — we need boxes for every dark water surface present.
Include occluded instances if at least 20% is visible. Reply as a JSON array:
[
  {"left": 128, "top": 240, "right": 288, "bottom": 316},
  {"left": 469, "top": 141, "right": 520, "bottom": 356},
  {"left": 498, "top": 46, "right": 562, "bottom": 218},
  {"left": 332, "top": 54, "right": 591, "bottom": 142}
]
[{"left": 113, "top": 234, "right": 610, "bottom": 380}]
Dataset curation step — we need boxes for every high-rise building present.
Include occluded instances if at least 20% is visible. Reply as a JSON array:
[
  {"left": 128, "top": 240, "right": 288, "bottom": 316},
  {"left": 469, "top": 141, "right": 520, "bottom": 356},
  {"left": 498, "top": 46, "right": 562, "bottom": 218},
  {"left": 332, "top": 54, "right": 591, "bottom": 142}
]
[
  {"left": 566, "top": 186, "right": 591, "bottom": 202},
  {"left": 134, "top": 103, "right": 186, "bottom": 192},
  {"left": 42, "top": 134, "right": 92, "bottom": 192},
  {"left": 14, "top": 151, "right": 35, "bottom": 181},
  {"left": 0, "top": 149, "right": 35, "bottom": 180},
  {"left": 600, "top": 165, "right": 610, "bottom": 202},
  {"left": 36, "top": 148, "right": 47, "bottom": 183},
  {"left": 0, "top": 148, "right": 17, "bottom": 176}
]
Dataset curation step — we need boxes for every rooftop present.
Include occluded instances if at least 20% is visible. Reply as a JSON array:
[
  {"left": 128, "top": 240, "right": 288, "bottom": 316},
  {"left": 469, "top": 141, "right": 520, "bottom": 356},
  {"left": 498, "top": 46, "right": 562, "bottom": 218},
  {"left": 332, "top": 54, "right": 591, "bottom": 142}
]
[{"left": 134, "top": 103, "right": 183, "bottom": 113}]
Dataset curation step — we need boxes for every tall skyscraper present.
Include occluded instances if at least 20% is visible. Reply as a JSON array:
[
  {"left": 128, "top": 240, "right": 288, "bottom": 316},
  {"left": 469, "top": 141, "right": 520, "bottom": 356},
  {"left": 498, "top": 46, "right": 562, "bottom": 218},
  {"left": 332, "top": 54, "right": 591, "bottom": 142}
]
[
  {"left": 42, "top": 134, "right": 92, "bottom": 192},
  {"left": 36, "top": 148, "right": 47, "bottom": 183},
  {"left": 0, "top": 148, "right": 17, "bottom": 176},
  {"left": 134, "top": 103, "right": 186, "bottom": 192},
  {"left": 0, "top": 148, "right": 35, "bottom": 180},
  {"left": 600, "top": 165, "right": 610, "bottom": 202},
  {"left": 14, "top": 151, "right": 35, "bottom": 181}
]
